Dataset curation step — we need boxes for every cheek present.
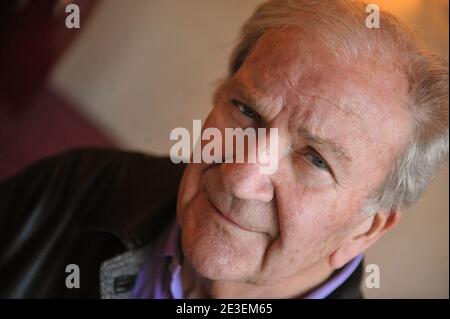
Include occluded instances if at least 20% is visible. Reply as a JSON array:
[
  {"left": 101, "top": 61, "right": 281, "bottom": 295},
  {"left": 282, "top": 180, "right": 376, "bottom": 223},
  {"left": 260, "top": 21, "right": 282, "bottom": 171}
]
[
  {"left": 274, "top": 184, "right": 352, "bottom": 262},
  {"left": 177, "top": 109, "right": 223, "bottom": 219},
  {"left": 177, "top": 162, "right": 205, "bottom": 224},
  {"left": 177, "top": 103, "right": 249, "bottom": 224},
  {"left": 277, "top": 177, "right": 338, "bottom": 230}
]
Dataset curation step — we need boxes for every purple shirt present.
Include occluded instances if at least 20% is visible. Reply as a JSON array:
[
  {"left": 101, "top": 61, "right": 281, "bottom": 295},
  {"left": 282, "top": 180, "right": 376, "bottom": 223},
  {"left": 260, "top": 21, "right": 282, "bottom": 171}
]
[{"left": 131, "top": 219, "right": 363, "bottom": 299}]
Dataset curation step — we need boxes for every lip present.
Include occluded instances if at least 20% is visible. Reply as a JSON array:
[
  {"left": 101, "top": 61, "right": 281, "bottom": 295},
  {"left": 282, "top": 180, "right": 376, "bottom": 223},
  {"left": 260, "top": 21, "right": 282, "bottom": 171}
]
[{"left": 205, "top": 195, "right": 255, "bottom": 233}]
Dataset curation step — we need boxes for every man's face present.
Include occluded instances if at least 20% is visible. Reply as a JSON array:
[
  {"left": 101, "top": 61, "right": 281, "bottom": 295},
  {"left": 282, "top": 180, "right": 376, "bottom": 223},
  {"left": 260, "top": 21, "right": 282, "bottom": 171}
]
[{"left": 177, "top": 28, "right": 412, "bottom": 284}]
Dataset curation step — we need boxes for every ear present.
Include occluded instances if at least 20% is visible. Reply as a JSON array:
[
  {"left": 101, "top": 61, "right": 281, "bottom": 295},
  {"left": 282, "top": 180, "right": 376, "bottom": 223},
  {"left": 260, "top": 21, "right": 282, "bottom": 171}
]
[{"left": 328, "top": 211, "right": 401, "bottom": 269}]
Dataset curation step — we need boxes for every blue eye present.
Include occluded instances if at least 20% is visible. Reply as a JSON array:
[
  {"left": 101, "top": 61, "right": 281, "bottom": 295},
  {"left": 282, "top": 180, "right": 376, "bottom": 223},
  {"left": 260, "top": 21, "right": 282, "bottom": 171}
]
[
  {"left": 305, "top": 152, "right": 329, "bottom": 170},
  {"left": 232, "top": 99, "right": 257, "bottom": 119}
]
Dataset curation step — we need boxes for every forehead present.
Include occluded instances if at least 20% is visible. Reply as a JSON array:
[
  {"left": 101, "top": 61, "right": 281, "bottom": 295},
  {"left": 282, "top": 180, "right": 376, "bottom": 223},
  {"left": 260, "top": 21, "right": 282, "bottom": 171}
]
[{"left": 232, "top": 28, "right": 412, "bottom": 173}]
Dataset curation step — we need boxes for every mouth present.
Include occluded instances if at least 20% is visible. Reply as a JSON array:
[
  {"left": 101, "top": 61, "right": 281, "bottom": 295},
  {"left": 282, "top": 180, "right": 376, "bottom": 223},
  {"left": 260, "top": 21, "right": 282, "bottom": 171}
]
[{"left": 205, "top": 194, "right": 255, "bottom": 233}]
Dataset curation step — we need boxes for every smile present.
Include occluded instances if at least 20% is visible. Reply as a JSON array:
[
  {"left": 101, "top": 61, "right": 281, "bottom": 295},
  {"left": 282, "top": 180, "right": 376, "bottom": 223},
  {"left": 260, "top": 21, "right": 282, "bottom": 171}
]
[{"left": 205, "top": 194, "right": 255, "bottom": 233}]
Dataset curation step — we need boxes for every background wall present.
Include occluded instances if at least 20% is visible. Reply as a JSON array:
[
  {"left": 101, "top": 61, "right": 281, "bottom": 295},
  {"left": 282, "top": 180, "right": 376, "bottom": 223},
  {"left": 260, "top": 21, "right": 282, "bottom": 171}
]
[{"left": 49, "top": 0, "right": 449, "bottom": 298}]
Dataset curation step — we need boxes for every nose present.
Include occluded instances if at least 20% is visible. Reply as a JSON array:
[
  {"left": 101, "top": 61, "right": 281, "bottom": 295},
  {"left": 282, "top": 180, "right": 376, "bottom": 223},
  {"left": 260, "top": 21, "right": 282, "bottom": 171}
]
[{"left": 220, "top": 161, "right": 274, "bottom": 203}]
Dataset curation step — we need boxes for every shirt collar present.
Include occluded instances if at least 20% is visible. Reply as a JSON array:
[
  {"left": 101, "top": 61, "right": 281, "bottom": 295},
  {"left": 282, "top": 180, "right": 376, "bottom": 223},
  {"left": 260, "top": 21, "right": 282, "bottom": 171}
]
[
  {"left": 303, "top": 254, "right": 364, "bottom": 299},
  {"left": 152, "top": 219, "right": 363, "bottom": 299},
  {"left": 153, "top": 217, "right": 182, "bottom": 260}
]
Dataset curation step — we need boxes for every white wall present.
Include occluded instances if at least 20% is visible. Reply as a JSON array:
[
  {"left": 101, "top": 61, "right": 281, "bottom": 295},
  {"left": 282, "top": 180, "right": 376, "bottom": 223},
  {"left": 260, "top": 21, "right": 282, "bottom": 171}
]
[
  {"left": 50, "top": 0, "right": 449, "bottom": 298},
  {"left": 51, "top": 0, "right": 262, "bottom": 154}
]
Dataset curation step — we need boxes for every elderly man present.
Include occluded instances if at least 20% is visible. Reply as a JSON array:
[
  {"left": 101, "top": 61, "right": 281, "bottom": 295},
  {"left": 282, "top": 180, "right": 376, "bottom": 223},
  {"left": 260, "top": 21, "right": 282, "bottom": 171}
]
[{"left": 0, "top": 0, "right": 447, "bottom": 299}]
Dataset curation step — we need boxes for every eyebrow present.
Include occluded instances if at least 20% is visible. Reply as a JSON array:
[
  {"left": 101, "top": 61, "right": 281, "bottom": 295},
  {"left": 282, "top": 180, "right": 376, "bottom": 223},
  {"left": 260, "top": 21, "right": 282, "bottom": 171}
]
[
  {"left": 229, "top": 79, "right": 272, "bottom": 114},
  {"left": 298, "top": 127, "right": 352, "bottom": 164},
  {"left": 229, "top": 79, "right": 353, "bottom": 165}
]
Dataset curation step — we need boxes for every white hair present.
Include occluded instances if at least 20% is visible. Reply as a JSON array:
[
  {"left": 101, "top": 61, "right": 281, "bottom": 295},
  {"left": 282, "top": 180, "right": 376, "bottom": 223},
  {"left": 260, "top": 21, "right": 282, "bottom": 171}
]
[{"left": 223, "top": 0, "right": 449, "bottom": 214}]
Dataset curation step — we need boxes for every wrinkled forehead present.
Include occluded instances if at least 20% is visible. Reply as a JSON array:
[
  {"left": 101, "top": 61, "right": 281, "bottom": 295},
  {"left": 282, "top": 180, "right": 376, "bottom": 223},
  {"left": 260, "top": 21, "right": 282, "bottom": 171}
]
[{"left": 233, "top": 28, "right": 413, "bottom": 164}]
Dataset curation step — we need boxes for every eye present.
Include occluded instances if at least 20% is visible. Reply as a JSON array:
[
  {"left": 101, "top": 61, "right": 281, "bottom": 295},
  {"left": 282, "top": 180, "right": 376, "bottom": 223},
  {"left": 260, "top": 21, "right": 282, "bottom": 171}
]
[
  {"left": 304, "top": 152, "right": 329, "bottom": 171},
  {"left": 231, "top": 99, "right": 258, "bottom": 119}
]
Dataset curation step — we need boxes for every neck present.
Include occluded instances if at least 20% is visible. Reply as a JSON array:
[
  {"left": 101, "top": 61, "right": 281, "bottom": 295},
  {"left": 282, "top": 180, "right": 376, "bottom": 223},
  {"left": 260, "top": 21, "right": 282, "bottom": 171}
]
[{"left": 181, "top": 259, "right": 334, "bottom": 299}]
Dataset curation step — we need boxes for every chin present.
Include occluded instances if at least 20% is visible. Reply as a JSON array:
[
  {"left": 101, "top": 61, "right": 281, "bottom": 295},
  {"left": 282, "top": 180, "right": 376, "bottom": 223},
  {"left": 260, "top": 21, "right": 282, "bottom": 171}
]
[
  {"left": 183, "top": 245, "right": 249, "bottom": 281},
  {"left": 180, "top": 208, "right": 265, "bottom": 282}
]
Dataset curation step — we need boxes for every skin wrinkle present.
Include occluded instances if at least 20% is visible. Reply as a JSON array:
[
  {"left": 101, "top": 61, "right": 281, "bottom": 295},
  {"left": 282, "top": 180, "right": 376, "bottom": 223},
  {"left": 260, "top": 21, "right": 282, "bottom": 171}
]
[
  {"left": 278, "top": 69, "right": 365, "bottom": 124},
  {"left": 275, "top": 58, "right": 370, "bottom": 187},
  {"left": 279, "top": 66, "right": 376, "bottom": 168},
  {"left": 237, "top": 67, "right": 355, "bottom": 187},
  {"left": 176, "top": 27, "right": 412, "bottom": 298},
  {"left": 259, "top": 190, "right": 281, "bottom": 275},
  {"left": 213, "top": 165, "right": 276, "bottom": 237},
  {"left": 232, "top": 78, "right": 285, "bottom": 122}
]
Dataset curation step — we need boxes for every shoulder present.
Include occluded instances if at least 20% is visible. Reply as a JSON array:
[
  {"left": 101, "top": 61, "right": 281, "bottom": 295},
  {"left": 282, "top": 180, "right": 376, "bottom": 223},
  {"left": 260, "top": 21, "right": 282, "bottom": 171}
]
[
  {"left": 0, "top": 148, "right": 185, "bottom": 297},
  {"left": 0, "top": 147, "right": 184, "bottom": 200},
  {"left": 0, "top": 147, "right": 185, "bottom": 242}
]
